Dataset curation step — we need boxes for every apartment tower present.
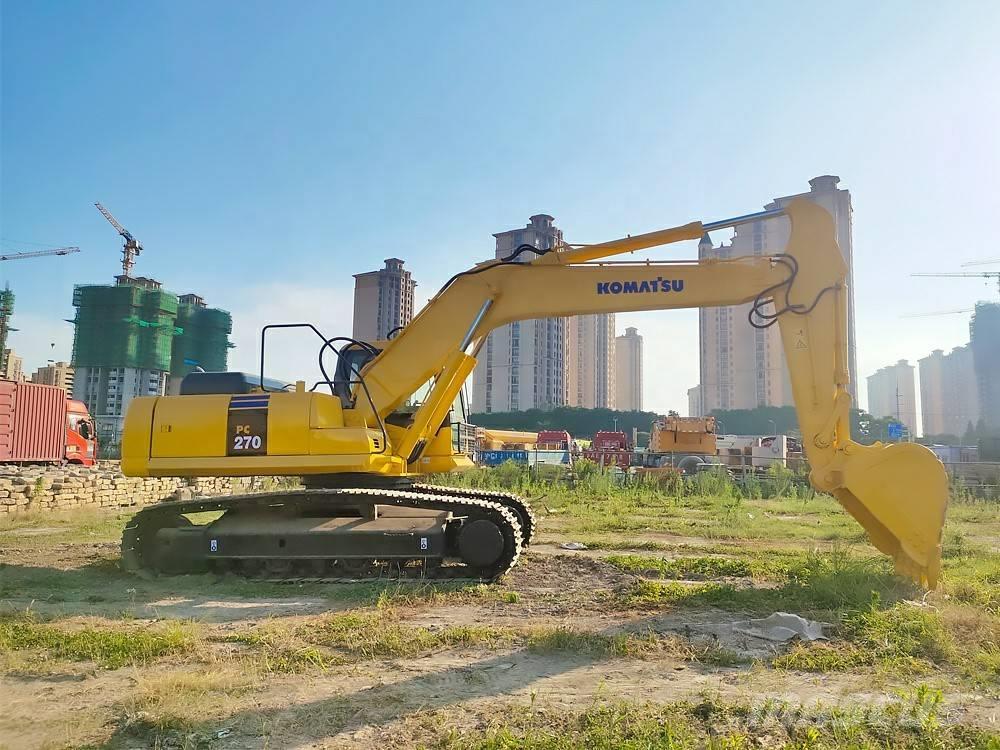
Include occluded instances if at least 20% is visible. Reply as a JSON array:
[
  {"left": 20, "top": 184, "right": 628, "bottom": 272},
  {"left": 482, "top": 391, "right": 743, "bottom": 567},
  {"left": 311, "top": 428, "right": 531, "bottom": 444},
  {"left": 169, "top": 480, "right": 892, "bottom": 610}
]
[
  {"left": 1, "top": 349, "right": 23, "bottom": 382},
  {"left": 567, "top": 313, "right": 616, "bottom": 409},
  {"left": 31, "top": 361, "right": 74, "bottom": 392},
  {"left": 352, "top": 258, "right": 417, "bottom": 342},
  {"left": 697, "top": 176, "right": 857, "bottom": 413},
  {"left": 919, "top": 346, "right": 979, "bottom": 438},
  {"left": 472, "top": 215, "right": 568, "bottom": 413},
  {"left": 615, "top": 326, "right": 643, "bottom": 411},
  {"left": 970, "top": 302, "right": 1000, "bottom": 432},
  {"left": 866, "top": 359, "right": 918, "bottom": 433}
]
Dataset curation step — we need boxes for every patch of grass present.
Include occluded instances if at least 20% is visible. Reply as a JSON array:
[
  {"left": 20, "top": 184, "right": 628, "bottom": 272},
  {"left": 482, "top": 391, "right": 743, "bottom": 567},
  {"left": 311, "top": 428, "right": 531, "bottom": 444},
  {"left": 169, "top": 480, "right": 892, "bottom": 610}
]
[
  {"left": 228, "top": 613, "right": 745, "bottom": 671},
  {"left": 619, "top": 548, "right": 909, "bottom": 616},
  {"left": 434, "top": 691, "right": 999, "bottom": 750},
  {"left": 182, "top": 608, "right": 524, "bottom": 676},
  {"left": 604, "top": 554, "right": 753, "bottom": 580},
  {"left": 568, "top": 537, "right": 675, "bottom": 552},
  {"left": 0, "top": 508, "right": 134, "bottom": 547},
  {"left": 122, "top": 666, "right": 263, "bottom": 733},
  {"left": 292, "top": 611, "right": 518, "bottom": 660},
  {"left": 0, "top": 614, "right": 195, "bottom": 669},
  {"left": 774, "top": 597, "right": 953, "bottom": 675},
  {"left": 526, "top": 627, "right": 656, "bottom": 658},
  {"left": 222, "top": 629, "right": 334, "bottom": 672}
]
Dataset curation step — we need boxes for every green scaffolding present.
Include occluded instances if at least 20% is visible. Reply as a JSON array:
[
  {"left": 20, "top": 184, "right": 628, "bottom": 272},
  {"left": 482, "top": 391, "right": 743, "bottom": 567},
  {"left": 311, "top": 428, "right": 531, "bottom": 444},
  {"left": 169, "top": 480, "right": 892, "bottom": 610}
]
[
  {"left": 0, "top": 286, "right": 13, "bottom": 373},
  {"left": 170, "top": 302, "right": 233, "bottom": 376},
  {"left": 72, "top": 284, "right": 181, "bottom": 370}
]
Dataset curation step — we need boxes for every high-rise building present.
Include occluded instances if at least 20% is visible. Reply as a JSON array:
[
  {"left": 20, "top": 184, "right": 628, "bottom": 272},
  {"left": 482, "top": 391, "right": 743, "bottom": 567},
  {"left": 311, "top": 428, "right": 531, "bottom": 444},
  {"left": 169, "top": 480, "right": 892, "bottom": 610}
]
[
  {"left": 970, "top": 302, "right": 1000, "bottom": 432},
  {"left": 697, "top": 176, "right": 857, "bottom": 413},
  {"left": 472, "top": 215, "right": 568, "bottom": 413},
  {"left": 919, "top": 346, "right": 979, "bottom": 438},
  {"left": 352, "top": 258, "right": 416, "bottom": 342},
  {"left": 1, "top": 348, "right": 24, "bottom": 382},
  {"left": 567, "top": 314, "right": 616, "bottom": 409},
  {"left": 687, "top": 385, "right": 703, "bottom": 418},
  {"left": 31, "top": 361, "right": 74, "bottom": 392},
  {"left": 615, "top": 326, "right": 643, "bottom": 411},
  {"left": 866, "top": 359, "right": 917, "bottom": 433}
]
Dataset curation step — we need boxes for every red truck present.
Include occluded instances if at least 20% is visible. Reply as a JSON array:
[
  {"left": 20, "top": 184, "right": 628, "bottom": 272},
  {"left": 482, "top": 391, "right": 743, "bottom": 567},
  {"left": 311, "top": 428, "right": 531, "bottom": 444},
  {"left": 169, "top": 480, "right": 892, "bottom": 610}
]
[
  {"left": 536, "top": 430, "right": 572, "bottom": 450},
  {"left": 0, "top": 380, "right": 98, "bottom": 466},
  {"left": 583, "top": 430, "right": 633, "bottom": 467}
]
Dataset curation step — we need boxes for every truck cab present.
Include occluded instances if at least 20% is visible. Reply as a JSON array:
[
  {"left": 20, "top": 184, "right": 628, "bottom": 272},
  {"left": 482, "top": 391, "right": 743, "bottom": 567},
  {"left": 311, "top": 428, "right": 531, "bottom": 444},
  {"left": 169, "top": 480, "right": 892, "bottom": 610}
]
[{"left": 65, "top": 399, "right": 98, "bottom": 466}]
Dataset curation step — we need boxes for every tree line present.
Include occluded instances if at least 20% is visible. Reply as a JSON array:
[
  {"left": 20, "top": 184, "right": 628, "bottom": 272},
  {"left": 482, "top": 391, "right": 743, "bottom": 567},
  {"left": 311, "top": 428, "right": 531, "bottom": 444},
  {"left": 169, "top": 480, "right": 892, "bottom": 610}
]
[{"left": 469, "top": 404, "right": 922, "bottom": 447}]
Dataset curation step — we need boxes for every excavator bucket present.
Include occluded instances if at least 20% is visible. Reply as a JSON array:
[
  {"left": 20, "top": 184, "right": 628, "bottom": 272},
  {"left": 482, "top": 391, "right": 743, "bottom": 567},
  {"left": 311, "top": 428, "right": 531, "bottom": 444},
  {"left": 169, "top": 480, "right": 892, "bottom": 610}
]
[{"left": 828, "top": 442, "right": 949, "bottom": 588}]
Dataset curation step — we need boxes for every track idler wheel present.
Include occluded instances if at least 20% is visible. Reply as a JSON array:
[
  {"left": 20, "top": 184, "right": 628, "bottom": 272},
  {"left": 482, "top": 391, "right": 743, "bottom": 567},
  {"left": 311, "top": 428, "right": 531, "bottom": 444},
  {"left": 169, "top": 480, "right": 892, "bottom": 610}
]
[{"left": 457, "top": 519, "right": 506, "bottom": 568}]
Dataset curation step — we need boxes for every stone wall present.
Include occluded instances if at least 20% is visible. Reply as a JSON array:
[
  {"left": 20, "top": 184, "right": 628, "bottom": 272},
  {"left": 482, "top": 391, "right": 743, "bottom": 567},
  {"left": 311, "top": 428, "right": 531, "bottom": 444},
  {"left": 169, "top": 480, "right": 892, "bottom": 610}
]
[{"left": 0, "top": 463, "right": 283, "bottom": 514}]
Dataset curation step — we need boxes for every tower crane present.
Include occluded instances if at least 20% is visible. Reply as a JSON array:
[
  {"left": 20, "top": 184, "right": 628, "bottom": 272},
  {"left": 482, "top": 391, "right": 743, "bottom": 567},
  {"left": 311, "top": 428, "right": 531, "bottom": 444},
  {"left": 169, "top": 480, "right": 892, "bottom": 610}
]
[
  {"left": 0, "top": 245, "right": 80, "bottom": 373},
  {"left": 901, "top": 307, "right": 974, "bottom": 318},
  {"left": 962, "top": 258, "right": 1000, "bottom": 268},
  {"left": 0, "top": 246, "right": 80, "bottom": 262},
  {"left": 911, "top": 271, "right": 1000, "bottom": 297},
  {"left": 94, "top": 202, "right": 144, "bottom": 277}
]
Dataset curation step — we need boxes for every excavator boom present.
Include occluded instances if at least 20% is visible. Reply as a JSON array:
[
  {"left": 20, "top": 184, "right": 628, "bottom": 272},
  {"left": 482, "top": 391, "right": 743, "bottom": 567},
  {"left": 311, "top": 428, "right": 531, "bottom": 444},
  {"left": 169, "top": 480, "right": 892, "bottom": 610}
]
[{"left": 121, "top": 199, "right": 948, "bottom": 587}]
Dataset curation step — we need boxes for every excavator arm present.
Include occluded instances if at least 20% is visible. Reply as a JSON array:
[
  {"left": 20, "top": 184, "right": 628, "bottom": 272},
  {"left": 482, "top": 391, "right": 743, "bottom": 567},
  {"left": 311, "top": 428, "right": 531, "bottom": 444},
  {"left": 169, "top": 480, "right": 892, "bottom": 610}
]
[{"left": 359, "top": 199, "right": 948, "bottom": 586}]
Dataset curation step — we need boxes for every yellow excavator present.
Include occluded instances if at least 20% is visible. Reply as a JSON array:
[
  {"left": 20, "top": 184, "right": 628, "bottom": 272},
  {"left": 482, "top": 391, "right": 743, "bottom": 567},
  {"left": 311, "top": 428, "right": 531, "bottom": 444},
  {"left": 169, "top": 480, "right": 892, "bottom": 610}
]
[{"left": 120, "top": 200, "right": 949, "bottom": 587}]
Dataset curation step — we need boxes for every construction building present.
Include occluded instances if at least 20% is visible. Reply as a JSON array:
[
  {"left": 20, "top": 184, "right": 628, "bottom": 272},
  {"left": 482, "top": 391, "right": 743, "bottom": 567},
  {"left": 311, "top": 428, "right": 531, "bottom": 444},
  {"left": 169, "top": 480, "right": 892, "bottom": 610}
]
[
  {"left": 866, "top": 359, "right": 918, "bottom": 434},
  {"left": 566, "top": 313, "right": 616, "bottom": 409},
  {"left": 1, "top": 349, "right": 24, "bottom": 382},
  {"left": 71, "top": 277, "right": 231, "bottom": 450},
  {"left": 472, "top": 215, "right": 568, "bottom": 413},
  {"left": 970, "top": 301, "right": 1000, "bottom": 432},
  {"left": 0, "top": 287, "right": 14, "bottom": 377},
  {"left": 696, "top": 176, "right": 857, "bottom": 413},
  {"left": 167, "top": 294, "right": 234, "bottom": 394},
  {"left": 352, "top": 258, "right": 416, "bottom": 342},
  {"left": 918, "top": 346, "right": 979, "bottom": 437},
  {"left": 615, "top": 326, "right": 643, "bottom": 411},
  {"left": 31, "top": 361, "right": 74, "bottom": 392}
]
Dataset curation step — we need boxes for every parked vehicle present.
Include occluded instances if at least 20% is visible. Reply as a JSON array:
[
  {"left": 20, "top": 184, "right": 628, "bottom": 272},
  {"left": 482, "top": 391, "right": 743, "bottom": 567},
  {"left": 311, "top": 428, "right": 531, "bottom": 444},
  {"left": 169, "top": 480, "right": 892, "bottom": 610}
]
[
  {"left": 0, "top": 380, "right": 98, "bottom": 466},
  {"left": 536, "top": 430, "right": 572, "bottom": 450},
  {"left": 583, "top": 430, "right": 632, "bottom": 467}
]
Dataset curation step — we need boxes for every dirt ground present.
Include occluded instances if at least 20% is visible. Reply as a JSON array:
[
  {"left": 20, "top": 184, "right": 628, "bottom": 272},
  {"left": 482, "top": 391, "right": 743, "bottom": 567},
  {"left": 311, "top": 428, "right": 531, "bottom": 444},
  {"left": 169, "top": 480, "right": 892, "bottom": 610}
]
[{"left": 1, "top": 506, "right": 998, "bottom": 749}]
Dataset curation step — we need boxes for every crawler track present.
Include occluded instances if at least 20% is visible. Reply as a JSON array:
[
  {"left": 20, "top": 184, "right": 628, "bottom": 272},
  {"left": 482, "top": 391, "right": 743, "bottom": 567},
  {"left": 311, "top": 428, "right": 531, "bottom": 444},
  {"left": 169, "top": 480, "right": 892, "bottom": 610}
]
[{"left": 121, "top": 487, "right": 524, "bottom": 583}]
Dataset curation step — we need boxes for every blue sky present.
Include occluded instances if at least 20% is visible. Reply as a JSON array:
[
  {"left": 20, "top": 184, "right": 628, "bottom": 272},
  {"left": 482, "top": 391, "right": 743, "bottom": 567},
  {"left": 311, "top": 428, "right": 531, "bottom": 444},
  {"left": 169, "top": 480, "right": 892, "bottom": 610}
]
[{"left": 3, "top": 1, "right": 999, "bottom": 420}]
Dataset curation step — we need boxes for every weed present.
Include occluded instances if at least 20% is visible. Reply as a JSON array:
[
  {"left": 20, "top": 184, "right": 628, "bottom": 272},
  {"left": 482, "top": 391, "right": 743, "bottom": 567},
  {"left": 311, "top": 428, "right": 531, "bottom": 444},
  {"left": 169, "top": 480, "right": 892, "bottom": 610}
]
[
  {"left": 435, "top": 693, "right": 999, "bottom": 749},
  {"left": 0, "top": 614, "right": 194, "bottom": 669},
  {"left": 619, "top": 548, "right": 908, "bottom": 616},
  {"left": 604, "top": 554, "right": 753, "bottom": 580}
]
